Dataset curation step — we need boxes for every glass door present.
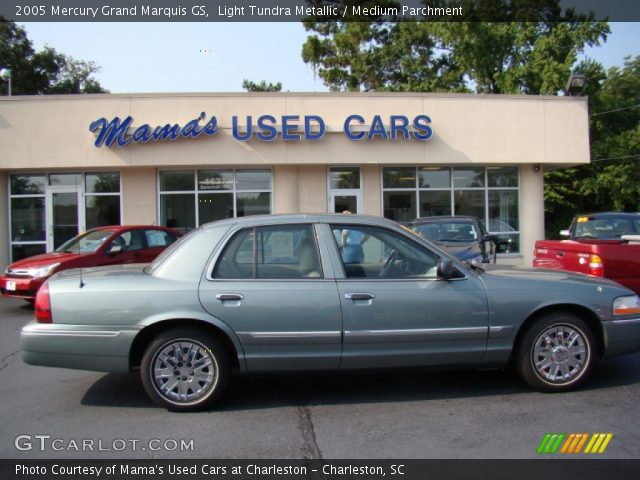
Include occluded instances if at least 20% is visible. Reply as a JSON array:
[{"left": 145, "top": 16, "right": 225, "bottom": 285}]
[
  {"left": 328, "top": 167, "right": 362, "bottom": 214},
  {"left": 330, "top": 192, "right": 361, "bottom": 214},
  {"left": 46, "top": 187, "right": 84, "bottom": 251}
]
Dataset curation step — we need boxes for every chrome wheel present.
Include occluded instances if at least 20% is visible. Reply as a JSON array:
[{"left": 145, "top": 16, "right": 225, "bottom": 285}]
[
  {"left": 531, "top": 324, "right": 590, "bottom": 385},
  {"left": 151, "top": 339, "right": 218, "bottom": 404}
]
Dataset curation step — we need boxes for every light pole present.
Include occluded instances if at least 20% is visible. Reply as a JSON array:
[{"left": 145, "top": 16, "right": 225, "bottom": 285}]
[{"left": 0, "top": 68, "right": 12, "bottom": 96}]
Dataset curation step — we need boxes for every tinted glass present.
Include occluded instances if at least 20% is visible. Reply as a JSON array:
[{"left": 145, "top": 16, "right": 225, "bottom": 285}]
[
  {"left": 488, "top": 166, "right": 518, "bottom": 188},
  {"left": 11, "top": 197, "right": 45, "bottom": 242},
  {"left": 329, "top": 167, "right": 360, "bottom": 189},
  {"left": 12, "top": 244, "right": 46, "bottom": 262},
  {"left": 488, "top": 191, "right": 519, "bottom": 231},
  {"left": 49, "top": 173, "right": 81, "bottom": 187},
  {"left": 419, "top": 167, "right": 451, "bottom": 188},
  {"left": 236, "top": 170, "right": 271, "bottom": 190},
  {"left": 414, "top": 221, "right": 478, "bottom": 242},
  {"left": 10, "top": 175, "right": 45, "bottom": 195},
  {"left": 237, "top": 192, "right": 271, "bottom": 217},
  {"left": 85, "top": 195, "right": 120, "bottom": 230},
  {"left": 383, "top": 191, "right": 416, "bottom": 223},
  {"left": 199, "top": 193, "right": 234, "bottom": 224},
  {"left": 419, "top": 191, "right": 451, "bottom": 217},
  {"left": 159, "top": 171, "right": 194, "bottom": 191},
  {"left": 85, "top": 173, "right": 120, "bottom": 193},
  {"left": 56, "top": 229, "right": 113, "bottom": 254},
  {"left": 383, "top": 167, "right": 416, "bottom": 188},
  {"left": 198, "top": 170, "right": 234, "bottom": 191},
  {"left": 145, "top": 230, "right": 178, "bottom": 248},
  {"left": 454, "top": 191, "right": 485, "bottom": 219},
  {"left": 453, "top": 167, "right": 485, "bottom": 188},
  {"left": 160, "top": 194, "right": 195, "bottom": 231}
]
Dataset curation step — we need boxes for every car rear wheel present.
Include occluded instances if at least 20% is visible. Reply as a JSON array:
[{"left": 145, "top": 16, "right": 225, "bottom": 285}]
[
  {"left": 140, "top": 328, "right": 229, "bottom": 411},
  {"left": 516, "top": 312, "right": 595, "bottom": 392}
]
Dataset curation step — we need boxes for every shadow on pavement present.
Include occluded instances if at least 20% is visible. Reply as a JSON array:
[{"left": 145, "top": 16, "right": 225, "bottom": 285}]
[{"left": 81, "top": 352, "right": 640, "bottom": 411}]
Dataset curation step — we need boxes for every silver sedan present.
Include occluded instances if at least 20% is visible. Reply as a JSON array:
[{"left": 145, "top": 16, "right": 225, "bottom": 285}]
[{"left": 21, "top": 214, "right": 640, "bottom": 411}]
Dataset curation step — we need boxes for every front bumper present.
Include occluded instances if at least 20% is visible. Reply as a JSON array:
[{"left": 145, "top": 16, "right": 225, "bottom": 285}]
[
  {"left": 20, "top": 322, "right": 141, "bottom": 372},
  {"left": 602, "top": 317, "right": 640, "bottom": 358},
  {"left": 0, "top": 275, "right": 44, "bottom": 300}
]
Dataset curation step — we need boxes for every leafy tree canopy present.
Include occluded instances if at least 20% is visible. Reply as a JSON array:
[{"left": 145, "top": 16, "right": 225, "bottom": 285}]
[
  {"left": 301, "top": 1, "right": 608, "bottom": 94},
  {"left": 242, "top": 79, "right": 282, "bottom": 92},
  {"left": 0, "top": 19, "right": 107, "bottom": 94},
  {"left": 544, "top": 56, "right": 640, "bottom": 236}
]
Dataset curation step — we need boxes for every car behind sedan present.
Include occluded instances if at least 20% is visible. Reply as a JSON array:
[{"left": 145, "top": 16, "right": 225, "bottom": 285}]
[
  {"left": 1, "top": 225, "right": 182, "bottom": 301},
  {"left": 20, "top": 215, "right": 640, "bottom": 411}
]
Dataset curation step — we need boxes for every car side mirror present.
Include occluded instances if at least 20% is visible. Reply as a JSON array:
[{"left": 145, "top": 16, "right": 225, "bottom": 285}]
[
  {"left": 107, "top": 245, "right": 123, "bottom": 255},
  {"left": 560, "top": 229, "right": 571, "bottom": 237},
  {"left": 437, "top": 257, "right": 457, "bottom": 280},
  {"left": 482, "top": 234, "right": 497, "bottom": 243}
]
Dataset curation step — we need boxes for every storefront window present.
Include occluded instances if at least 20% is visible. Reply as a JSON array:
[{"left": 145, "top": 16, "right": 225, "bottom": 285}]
[
  {"left": 8, "top": 172, "right": 121, "bottom": 262},
  {"left": 383, "top": 166, "right": 520, "bottom": 253},
  {"left": 329, "top": 167, "right": 360, "bottom": 190},
  {"left": 159, "top": 169, "right": 272, "bottom": 230}
]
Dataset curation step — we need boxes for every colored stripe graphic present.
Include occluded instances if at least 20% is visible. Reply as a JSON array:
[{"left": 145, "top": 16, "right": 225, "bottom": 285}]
[
  {"left": 539, "top": 433, "right": 613, "bottom": 454},
  {"left": 537, "top": 433, "right": 565, "bottom": 454}
]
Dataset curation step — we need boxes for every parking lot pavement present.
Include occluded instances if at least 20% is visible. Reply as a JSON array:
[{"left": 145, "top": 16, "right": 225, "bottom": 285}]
[{"left": 1, "top": 296, "right": 639, "bottom": 459}]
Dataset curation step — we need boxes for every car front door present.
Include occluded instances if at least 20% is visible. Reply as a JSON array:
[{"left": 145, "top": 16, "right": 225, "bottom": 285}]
[
  {"left": 198, "top": 224, "right": 342, "bottom": 372},
  {"left": 328, "top": 223, "right": 490, "bottom": 369}
]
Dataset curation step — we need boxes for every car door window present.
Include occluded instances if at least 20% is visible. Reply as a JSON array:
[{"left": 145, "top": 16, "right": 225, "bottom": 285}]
[
  {"left": 331, "top": 225, "right": 438, "bottom": 279},
  {"left": 213, "top": 225, "right": 322, "bottom": 279},
  {"left": 110, "top": 230, "right": 146, "bottom": 252}
]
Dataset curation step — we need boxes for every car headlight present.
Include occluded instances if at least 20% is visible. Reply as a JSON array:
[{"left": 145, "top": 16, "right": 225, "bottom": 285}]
[
  {"left": 26, "top": 263, "right": 60, "bottom": 278},
  {"left": 613, "top": 295, "right": 640, "bottom": 316}
]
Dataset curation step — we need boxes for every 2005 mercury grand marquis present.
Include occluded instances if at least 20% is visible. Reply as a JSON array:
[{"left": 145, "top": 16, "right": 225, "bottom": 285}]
[{"left": 21, "top": 215, "right": 640, "bottom": 411}]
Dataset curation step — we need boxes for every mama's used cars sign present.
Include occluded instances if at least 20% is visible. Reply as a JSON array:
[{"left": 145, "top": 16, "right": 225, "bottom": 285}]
[{"left": 89, "top": 112, "right": 433, "bottom": 148}]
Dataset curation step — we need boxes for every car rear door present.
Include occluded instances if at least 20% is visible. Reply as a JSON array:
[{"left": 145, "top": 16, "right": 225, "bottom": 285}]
[
  {"left": 198, "top": 223, "right": 342, "bottom": 372},
  {"left": 327, "top": 223, "right": 490, "bottom": 369}
]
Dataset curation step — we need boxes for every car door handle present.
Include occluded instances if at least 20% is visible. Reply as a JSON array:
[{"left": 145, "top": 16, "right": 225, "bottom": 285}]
[
  {"left": 345, "top": 292, "right": 375, "bottom": 301},
  {"left": 216, "top": 293, "right": 244, "bottom": 301},
  {"left": 556, "top": 251, "right": 565, "bottom": 257}
]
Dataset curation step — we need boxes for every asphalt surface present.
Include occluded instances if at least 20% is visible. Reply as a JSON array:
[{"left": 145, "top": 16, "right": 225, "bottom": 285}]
[{"left": 1, "top": 296, "right": 639, "bottom": 460}]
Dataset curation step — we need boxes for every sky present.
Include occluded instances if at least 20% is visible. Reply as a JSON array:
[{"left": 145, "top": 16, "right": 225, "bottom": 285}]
[{"left": 19, "top": 21, "right": 640, "bottom": 93}]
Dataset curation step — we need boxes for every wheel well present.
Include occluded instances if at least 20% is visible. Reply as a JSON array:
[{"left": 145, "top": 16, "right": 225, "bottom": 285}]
[
  {"left": 512, "top": 304, "right": 606, "bottom": 360},
  {"left": 129, "top": 319, "right": 241, "bottom": 371}
]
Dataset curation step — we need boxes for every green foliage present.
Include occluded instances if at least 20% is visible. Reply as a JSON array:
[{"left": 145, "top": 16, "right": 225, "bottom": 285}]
[
  {"left": 544, "top": 56, "right": 640, "bottom": 237},
  {"left": 0, "top": 19, "right": 107, "bottom": 94},
  {"left": 301, "top": 1, "right": 608, "bottom": 94},
  {"left": 242, "top": 79, "right": 283, "bottom": 92}
]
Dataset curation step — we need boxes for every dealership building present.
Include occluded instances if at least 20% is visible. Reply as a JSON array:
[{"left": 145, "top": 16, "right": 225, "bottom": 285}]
[{"left": 0, "top": 92, "right": 589, "bottom": 270}]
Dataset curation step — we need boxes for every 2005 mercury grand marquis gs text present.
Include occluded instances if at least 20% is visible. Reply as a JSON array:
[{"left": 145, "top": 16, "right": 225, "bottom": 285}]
[{"left": 20, "top": 215, "right": 640, "bottom": 411}]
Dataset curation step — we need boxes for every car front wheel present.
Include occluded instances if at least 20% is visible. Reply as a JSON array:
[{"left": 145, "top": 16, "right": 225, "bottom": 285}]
[
  {"left": 516, "top": 312, "right": 595, "bottom": 392},
  {"left": 140, "top": 328, "right": 229, "bottom": 411}
]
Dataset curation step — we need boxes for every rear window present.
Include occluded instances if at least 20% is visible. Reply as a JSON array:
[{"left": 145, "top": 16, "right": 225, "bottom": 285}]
[{"left": 573, "top": 216, "right": 640, "bottom": 239}]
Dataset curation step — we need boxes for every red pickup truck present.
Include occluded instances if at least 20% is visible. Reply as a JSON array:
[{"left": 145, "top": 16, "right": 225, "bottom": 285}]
[{"left": 533, "top": 212, "right": 640, "bottom": 294}]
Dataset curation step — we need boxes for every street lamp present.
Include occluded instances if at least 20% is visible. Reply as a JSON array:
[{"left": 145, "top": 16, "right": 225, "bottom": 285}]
[
  {"left": 565, "top": 71, "right": 587, "bottom": 97},
  {"left": 0, "top": 68, "right": 11, "bottom": 96}
]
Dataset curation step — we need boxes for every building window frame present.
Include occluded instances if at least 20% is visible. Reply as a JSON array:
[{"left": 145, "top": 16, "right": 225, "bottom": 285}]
[
  {"left": 380, "top": 165, "right": 521, "bottom": 255},
  {"left": 7, "top": 171, "right": 122, "bottom": 262},
  {"left": 157, "top": 168, "right": 273, "bottom": 231}
]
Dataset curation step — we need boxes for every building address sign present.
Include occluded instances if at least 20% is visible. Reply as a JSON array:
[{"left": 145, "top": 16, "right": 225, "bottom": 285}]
[{"left": 89, "top": 112, "right": 433, "bottom": 148}]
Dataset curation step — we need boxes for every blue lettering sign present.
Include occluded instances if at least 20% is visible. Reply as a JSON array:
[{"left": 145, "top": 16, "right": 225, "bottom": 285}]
[
  {"left": 281, "top": 115, "right": 301, "bottom": 141},
  {"left": 90, "top": 112, "right": 219, "bottom": 148},
  {"left": 412, "top": 115, "right": 433, "bottom": 141},
  {"left": 233, "top": 116, "right": 253, "bottom": 141},
  {"left": 304, "top": 115, "right": 325, "bottom": 140},
  {"left": 343, "top": 114, "right": 366, "bottom": 141}
]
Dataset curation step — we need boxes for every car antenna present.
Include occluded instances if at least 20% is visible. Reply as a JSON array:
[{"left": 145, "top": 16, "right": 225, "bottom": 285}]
[{"left": 79, "top": 267, "right": 85, "bottom": 289}]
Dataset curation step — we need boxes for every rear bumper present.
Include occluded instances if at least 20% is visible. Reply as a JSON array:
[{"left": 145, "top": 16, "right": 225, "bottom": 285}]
[
  {"left": 0, "top": 275, "right": 44, "bottom": 300},
  {"left": 602, "top": 317, "right": 640, "bottom": 358},
  {"left": 20, "top": 322, "right": 140, "bottom": 372}
]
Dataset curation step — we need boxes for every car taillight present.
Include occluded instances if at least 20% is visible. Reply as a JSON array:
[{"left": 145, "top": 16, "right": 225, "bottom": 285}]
[
  {"left": 35, "top": 281, "right": 52, "bottom": 323},
  {"left": 588, "top": 254, "right": 604, "bottom": 277}
]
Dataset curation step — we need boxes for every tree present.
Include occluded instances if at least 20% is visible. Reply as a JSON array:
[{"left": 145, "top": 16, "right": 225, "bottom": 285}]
[
  {"left": 544, "top": 56, "right": 640, "bottom": 236},
  {"left": 242, "top": 79, "right": 282, "bottom": 92},
  {"left": 301, "top": 1, "right": 608, "bottom": 94},
  {"left": 0, "top": 19, "right": 107, "bottom": 94}
]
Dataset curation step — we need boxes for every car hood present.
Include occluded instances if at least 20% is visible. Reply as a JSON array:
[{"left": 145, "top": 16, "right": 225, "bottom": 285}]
[
  {"left": 7, "top": 251, "right": 84, "bottom": 270},
  {"left": 481, "top": 265, "right": 627, "bottom": 290}
]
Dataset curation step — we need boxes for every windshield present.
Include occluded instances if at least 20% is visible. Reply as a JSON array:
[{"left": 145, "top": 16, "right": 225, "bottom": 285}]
[
  {"left": 573, "top": 216, "right": 640, "bottom": 239},
  {"left": 55, "top": 230, "right": 114, "bottom": 254},
  {"left": 413, "top": 221, "right": 479, "bottom": 242}
]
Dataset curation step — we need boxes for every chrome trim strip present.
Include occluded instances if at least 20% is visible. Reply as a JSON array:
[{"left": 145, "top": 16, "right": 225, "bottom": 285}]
[
  {"left": 345, "top": 326, "right": 486, "bottom": 337},
  {"left": 612, "top": 317, "right": 640, "bottom": 325},
  {"left": 237, "top": 331, "right": 341, "bottom": 339},
  {"left": 22, "top": 330, "right": 120, "bottom": 337},
  {"left": 489, "top": 326, "right": 505, "bottom": 333}
]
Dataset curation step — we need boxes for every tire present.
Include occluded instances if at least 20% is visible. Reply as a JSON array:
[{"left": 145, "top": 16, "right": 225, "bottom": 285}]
[
  {"left": 516, "top": 312, "right": 595, "bottom": 392},
  {"left": 140, "top": 328, "right": 229, "bottom": 412}
]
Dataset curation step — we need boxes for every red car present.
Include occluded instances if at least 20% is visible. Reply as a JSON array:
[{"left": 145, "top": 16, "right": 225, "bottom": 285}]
[{"left": 0, "top": 225, "right": 182, "bottom": 301}]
